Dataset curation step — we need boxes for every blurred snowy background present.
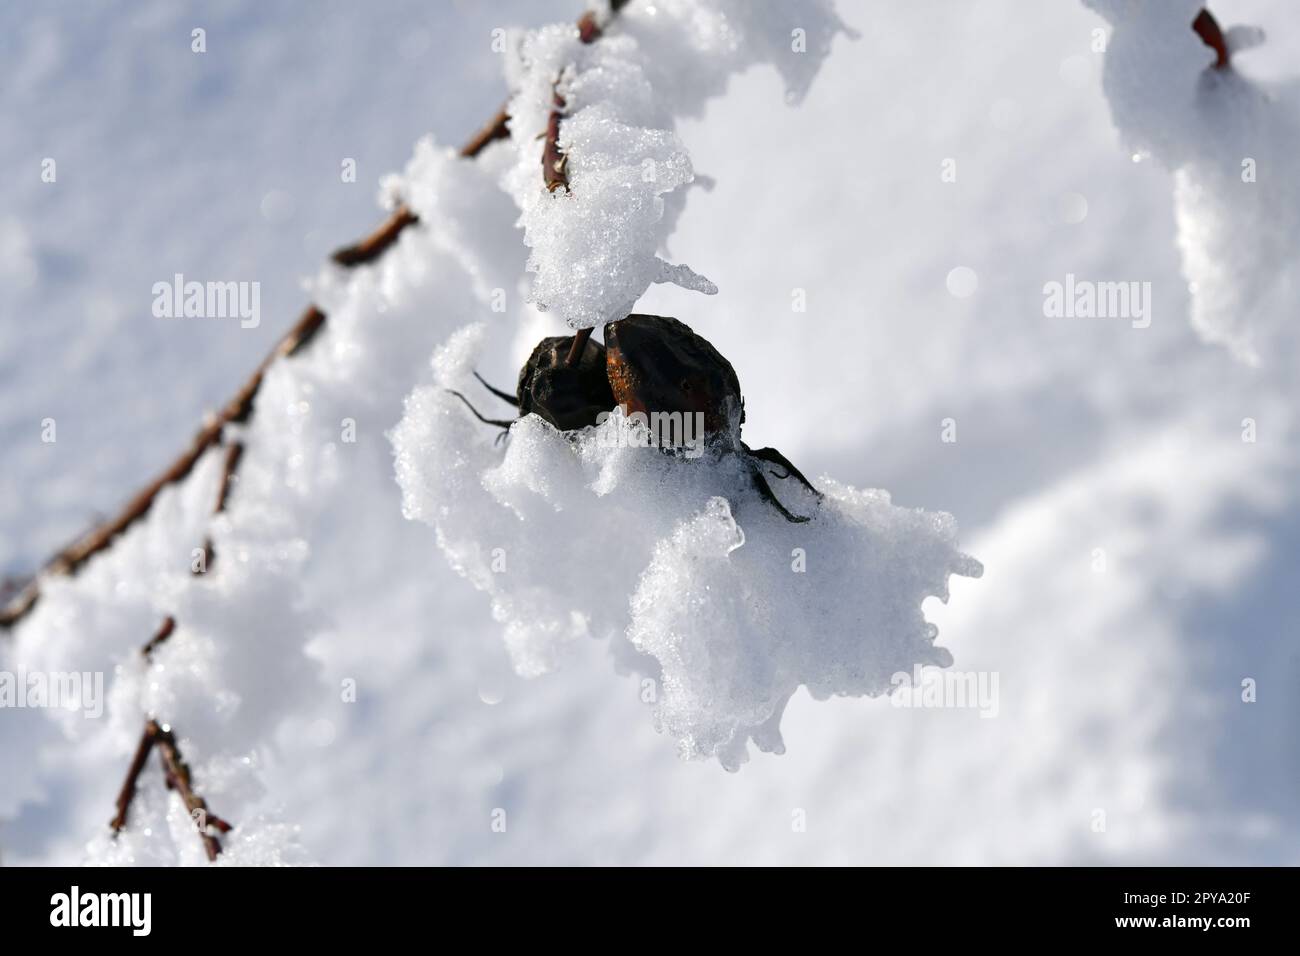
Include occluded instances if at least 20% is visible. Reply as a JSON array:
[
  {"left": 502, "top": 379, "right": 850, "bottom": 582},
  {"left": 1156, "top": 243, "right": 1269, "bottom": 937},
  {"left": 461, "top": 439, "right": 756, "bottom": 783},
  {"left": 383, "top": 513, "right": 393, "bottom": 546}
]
[{"left": 2, "top": 0, "right": 1298, "bottom": 864}]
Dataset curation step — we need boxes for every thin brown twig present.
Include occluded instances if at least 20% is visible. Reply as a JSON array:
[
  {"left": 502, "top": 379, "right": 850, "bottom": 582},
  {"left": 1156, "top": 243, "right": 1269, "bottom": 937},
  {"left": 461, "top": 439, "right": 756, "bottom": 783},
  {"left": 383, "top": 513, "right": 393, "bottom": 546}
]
[
  {"left": 129, "top": 427, "right": 243, "bottom": 842},
  {"left": 213, "top": 442, "right": 244, "bottom": 514},
  {"left": 543, "top": 6, "right": 620, "bottom": 195},
  {"left": 110, "top": 721, "right": 160, "bottom": 834},
  {"left": 543, "top": 86, "right": 572, "bottom": 193},
  {"left": 155, "top": 722, "right": 232, "bottom": 861},
  {"left": 550, "top": 7, "right": 629, "bottom": 361},
  {"left": 109, "top": 720, "right": 232, "bottom": 862},
  {"left": 456, "top": 4, "right": 621, "bottom": 167},
  {"left": 140, "top": 614, "right": 176, "bottom": 658},
  {"left": 189, "top": 440, "right": 245, "bottom": 572},
  {"left": 459, "top": 106, "right": 511, "bottom": 159},
  {"left": 329, "top": 206, "right": 420, "bottom": 267},
  {"left": 333, "top": 7, "right": 626, "bottom": 263},
  {"left": 0, "top": 305, "right": 322, "bottom": 630},
  {"left": 564, "top": 327, "right": 593, "bottom": 367}
]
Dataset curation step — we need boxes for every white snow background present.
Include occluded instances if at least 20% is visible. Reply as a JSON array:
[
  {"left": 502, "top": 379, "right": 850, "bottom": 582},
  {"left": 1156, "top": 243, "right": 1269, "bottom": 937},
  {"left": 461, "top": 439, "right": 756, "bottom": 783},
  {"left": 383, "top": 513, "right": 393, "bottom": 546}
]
[{"left": 2, "top": 0, "right": 1298, "bottom": 864}]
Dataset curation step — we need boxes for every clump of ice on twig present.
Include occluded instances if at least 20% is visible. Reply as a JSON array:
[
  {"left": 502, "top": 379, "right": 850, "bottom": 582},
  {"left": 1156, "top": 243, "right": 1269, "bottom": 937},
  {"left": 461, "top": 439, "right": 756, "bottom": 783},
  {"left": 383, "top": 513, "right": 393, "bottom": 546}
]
[
  {"left": 1085, "top": 0, "right": 1300, "bottom": 365},
  {"left": 503, "top": 26, "right": 712, "bottom": 329},
  {"left": 502, "top": 1, "right": 852, "bottom": 330},
  {"left": 391, "top": 324, "right": 981, "bottom": 770}
]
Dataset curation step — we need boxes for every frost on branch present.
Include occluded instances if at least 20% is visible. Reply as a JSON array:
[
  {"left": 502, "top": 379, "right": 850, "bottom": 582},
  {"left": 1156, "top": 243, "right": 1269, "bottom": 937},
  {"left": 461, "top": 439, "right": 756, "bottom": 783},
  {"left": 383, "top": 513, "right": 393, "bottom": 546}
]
[
  {"left": 504, "top": 25, "right": 712, "bottom": 329},
  {"left": 502, "top": 1, "right": 851, "bottom": 329},
  {"left": 1085, "top": 0, "right": 1298, "bottom": 365},
  {"left": 391, "top": 324, "right": 982, "bottom": 771},
  {"left": 12, "top": 446, "right": 318, "bottom": 865},
  {"left": 6, "top": 140, "right": 517, "bottom": 864}
]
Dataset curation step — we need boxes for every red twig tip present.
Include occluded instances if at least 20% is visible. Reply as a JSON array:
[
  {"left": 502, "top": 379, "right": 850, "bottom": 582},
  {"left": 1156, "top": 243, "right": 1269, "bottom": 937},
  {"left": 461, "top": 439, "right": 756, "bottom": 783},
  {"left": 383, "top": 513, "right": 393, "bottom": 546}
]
[{"left": 1193, "top": 9, "right": 1231, "bottom": 69}]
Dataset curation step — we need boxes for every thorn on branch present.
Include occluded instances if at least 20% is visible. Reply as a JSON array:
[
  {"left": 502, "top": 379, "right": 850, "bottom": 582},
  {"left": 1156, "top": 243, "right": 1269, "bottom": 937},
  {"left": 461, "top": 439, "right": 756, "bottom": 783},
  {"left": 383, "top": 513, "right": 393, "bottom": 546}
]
[
  {"left": 141, "top": 615, "right": 176, "bottom": 659},
  {"left": 543, "top": 87, "right": 571, "bottom": 193},
  {"left": 213, "top": 442, "right": 244, "bottom": 515},
  {"left": 544, "top": 2, "right": 624, "bottom": 194},
  {"left": 110, "top": 720, "right": 231, "bottom": 862}
]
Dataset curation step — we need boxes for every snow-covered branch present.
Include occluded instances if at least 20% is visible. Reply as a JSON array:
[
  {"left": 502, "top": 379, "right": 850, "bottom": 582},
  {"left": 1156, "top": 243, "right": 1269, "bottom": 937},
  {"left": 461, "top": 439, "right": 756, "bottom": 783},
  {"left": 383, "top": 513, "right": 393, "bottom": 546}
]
[
  {"left": 1086, "top": 1, "right": 1294, "bottom": 365},
  {"left": 4, "top": 0, "right": 986, "bottom": 869}
]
